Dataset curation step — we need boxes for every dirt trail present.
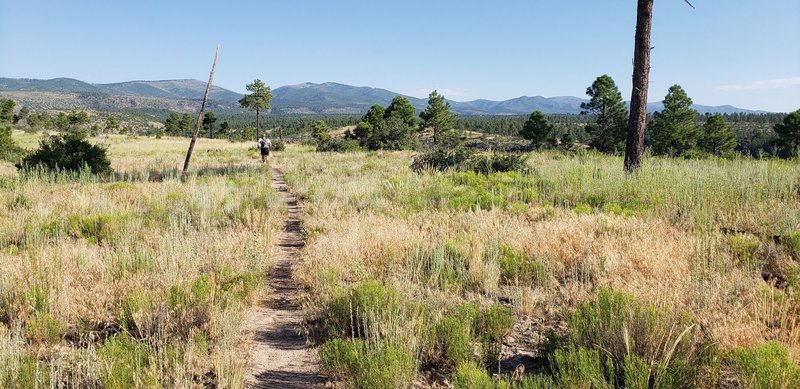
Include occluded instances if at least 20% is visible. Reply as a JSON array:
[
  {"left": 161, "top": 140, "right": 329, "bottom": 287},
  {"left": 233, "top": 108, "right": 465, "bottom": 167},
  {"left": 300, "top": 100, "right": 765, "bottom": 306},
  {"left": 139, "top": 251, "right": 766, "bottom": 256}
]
[{"left": 244, "top": 167, "right": 324, "bottom": 388}]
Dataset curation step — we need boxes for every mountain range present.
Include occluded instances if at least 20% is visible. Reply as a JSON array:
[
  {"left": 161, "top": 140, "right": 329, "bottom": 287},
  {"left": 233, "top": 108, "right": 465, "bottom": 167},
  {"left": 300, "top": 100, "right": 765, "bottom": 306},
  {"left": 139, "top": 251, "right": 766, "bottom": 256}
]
[{"left": 0, "top": 77, "right": 767, "bottom": 115}]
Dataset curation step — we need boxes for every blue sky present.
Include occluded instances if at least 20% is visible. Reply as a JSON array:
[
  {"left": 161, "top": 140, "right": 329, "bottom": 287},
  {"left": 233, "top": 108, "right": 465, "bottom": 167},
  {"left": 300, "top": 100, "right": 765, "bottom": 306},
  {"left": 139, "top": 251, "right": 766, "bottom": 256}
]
[{"left": 1, "top": 0, "right": 798, "bottom": 112}]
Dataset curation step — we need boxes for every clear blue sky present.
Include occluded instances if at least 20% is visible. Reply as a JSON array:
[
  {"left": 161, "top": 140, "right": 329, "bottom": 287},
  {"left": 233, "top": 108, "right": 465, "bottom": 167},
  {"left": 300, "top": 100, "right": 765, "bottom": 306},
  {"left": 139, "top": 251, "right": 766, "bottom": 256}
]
[{"left": 1, "top": 0, "right": 798, "bottom": 112}]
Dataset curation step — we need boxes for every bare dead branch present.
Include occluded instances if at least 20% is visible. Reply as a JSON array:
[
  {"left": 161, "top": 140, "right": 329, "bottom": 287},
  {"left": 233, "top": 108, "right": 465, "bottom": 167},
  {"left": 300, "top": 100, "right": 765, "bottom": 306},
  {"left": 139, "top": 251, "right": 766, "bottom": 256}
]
[{"left": 684, "top": 0, "right": 695, "bottom": 9}]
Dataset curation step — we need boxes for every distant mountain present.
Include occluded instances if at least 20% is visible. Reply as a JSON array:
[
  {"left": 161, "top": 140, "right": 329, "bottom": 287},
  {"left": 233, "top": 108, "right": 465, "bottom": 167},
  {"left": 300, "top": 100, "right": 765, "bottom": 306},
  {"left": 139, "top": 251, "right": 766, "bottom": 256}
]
[
  {"left": 0, "top": 77, "right": 243, "bottom": 112},
  {"left": 0, "top": 77, "right": 767, "bottom": 115},
  {"left": 272, "top": 82, "right": 426, "bottom": 114},
  {"left": 100, "top": 79, "right": 243, "bottom": 102}
]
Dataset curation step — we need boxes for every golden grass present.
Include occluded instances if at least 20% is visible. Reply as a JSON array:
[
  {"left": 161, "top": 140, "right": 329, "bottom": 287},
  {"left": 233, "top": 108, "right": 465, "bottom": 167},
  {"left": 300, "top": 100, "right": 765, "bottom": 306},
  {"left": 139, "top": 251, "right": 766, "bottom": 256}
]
[
  {"left": 274, "top": 145, "right": 800, "bottom": 377},
  {"left": 1, "top": 133, "right": 282, "bottom": 387}
]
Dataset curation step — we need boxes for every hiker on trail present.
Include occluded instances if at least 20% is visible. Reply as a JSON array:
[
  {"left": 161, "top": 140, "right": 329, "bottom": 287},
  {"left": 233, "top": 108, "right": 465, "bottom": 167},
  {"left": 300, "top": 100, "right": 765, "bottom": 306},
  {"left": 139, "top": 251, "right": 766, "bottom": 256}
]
[{"left": 258, "top": 135, "right": 272, "bottom": 163}]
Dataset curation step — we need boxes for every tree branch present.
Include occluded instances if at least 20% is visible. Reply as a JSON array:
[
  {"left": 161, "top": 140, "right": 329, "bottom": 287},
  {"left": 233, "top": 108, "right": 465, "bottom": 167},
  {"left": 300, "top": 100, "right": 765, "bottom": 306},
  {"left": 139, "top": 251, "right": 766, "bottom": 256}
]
[{"left": 684, "top": 0, "right": 695, "bottom": 9}]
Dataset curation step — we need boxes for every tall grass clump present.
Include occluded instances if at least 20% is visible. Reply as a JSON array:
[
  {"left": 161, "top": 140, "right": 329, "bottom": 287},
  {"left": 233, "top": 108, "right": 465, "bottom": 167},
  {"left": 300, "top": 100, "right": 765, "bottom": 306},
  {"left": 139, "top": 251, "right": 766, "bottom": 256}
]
[
  {"left": 319, "top": 338, "right": 417, "bottom": 389},
  {"left": 555, "top": 288, "right": 708, "bottom": 388}
]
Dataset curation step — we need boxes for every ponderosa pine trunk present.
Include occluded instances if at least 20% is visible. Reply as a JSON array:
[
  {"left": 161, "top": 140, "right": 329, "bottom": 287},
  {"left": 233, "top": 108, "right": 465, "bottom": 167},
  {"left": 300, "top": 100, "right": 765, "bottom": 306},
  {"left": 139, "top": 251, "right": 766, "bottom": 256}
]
[{"left": 624, "top": 0, "right": 653, "bottom": 172}]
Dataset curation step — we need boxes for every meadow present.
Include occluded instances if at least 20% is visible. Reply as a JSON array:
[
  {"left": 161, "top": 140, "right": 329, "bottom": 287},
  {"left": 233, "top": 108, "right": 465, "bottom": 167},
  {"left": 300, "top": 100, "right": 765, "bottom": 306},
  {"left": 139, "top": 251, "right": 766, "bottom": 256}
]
[
  {"left": 2, "top": 131, "right": 800, "bottom": 388},
  {"left": 1, "top": 132, "right": 284, "bottom": 387},
  {"left": 274, "top": 146, "right": 800, "bottom": 387}
]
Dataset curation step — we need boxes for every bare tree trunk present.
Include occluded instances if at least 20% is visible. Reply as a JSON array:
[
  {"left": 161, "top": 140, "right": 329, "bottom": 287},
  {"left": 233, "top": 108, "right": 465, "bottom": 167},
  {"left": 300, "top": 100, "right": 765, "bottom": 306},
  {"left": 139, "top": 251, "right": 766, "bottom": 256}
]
[
  {"left": 182, "top": 44, "right": 220, "bottom": 179},
  {"left": 624, "top": 0, "right": 653, "bottom": 172},
  {"left": 279, "top": 127, "right": 284, "bottom": 142}
]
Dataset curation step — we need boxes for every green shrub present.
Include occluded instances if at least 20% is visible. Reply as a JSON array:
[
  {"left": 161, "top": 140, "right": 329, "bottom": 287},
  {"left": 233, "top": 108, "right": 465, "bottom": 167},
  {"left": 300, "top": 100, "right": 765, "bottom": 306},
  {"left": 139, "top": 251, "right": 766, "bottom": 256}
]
[
  {"left": 8, "top": 356, "right": 50, "bottom": 388},
  {"left": 785, "top": 231, "right": 800, "bottom": 259},
  {"left": 730, "top": 342, "right": 800, "bottom": 389},
  {"left": 0, "top": 122, "right": 25, "bottom": 162},
  {"left": 118, "top": 289, "right": 153, "bottom": 333},
  {"left": 551, "top": 347, "right": 613, "bottom": 388},
  {"left": 452, "top": 360, "right": 495, "bottom": 389},
  {"left": 271, "top": 140, "right": 286, "bottom": 151},
  {"left": 28, "top": 285, "right": 49, "bottom": 314},
  {"left": 324, "top": 280, "right": 402, "bottom": 339},
  {"left": 411, "top": 132, "right": 472, "bottom": 172},
  {"left": 436, "top": 314, "right": 475, "bottom": 367},
  {"left": 317, "top": 137, "right": 360, "bottom": 153},
  {"left": 498, "top": 245, "right": 548, "bottom": 286},
  {"left": 17, "top": 133, "right": 112, "bottom": 174},
  {"left": 25, "top": 313, "right": 64, "bottom": 344},
  {"left": 97, "top": 333, "right": 157, "bottom": 388},
  {"left": 470, "top": 153, "right": 529, "bottom": 174},
  {"left": 475, "top": 304, "right": 515, "bottom": 367},
  {"left": 728, "top": 233, "right": 763, "bottom": 271},
  {"left": 67, "top": 213, "right": 126, "bottom": 244},
  {"left": 411, "top": 243, "right": 470, "bottom": 292},
  {"left": 564, "top": 288, "right": 702, "bottom": 388},
  {"left": 319, "top": 338, "right": 416, "bottom": 389},
  {"left": 432, "top": 303, "right": 514, "bottom": 368}
]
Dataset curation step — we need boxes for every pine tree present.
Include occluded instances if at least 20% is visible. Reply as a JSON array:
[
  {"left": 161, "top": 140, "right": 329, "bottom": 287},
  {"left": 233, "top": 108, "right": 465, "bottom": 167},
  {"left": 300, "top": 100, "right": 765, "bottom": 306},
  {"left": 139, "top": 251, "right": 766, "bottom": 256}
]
[
  {"left": 698, "top": 114, "right": 737, "bottom": 156},
  {"left": 581, "top": 75, "right": 629, "bottom": 153},
  {"left": 164, "top": 112, "right": 181, "bottom": 135},
  {"left": 649, "top": 85, "right": 699, "bottom": 156},
  {"left": 419, "top": 90, "right": 457, "bottom": 144},
  {"left": 775, "top": 109, "right": 800, "bottom": 156},
  {"left": 239, "top": 79, "right": 272, "bottom": 141},
  {"left": 519, "top": 110, "right": 553, "bottom": 148}
]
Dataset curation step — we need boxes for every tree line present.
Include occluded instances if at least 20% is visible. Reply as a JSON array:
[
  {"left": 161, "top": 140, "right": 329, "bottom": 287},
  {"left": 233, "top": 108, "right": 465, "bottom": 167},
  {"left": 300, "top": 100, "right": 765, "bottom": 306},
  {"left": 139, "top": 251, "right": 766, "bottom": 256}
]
[{"left": 516, "top": 75, "right": 798, "bottom": 159}]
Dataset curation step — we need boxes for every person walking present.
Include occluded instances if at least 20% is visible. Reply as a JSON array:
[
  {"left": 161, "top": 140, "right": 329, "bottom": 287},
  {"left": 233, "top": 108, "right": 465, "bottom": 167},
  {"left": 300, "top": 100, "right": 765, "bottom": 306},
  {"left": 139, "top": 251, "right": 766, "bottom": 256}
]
[{"left": 258, "top": 135, "right": 272, "bottom": 163}]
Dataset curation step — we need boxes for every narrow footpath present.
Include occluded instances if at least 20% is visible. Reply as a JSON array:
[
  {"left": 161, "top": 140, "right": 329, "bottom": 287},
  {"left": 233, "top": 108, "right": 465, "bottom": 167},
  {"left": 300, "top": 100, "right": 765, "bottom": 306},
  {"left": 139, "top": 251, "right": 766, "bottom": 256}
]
[{"left": 244, "top": 167, "right": 324, "bottom": 388}]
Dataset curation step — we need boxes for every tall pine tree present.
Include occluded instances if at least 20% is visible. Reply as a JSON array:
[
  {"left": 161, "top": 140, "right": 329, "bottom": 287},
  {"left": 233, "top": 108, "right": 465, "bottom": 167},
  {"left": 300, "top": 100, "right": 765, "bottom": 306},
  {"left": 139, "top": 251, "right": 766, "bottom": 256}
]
[
  {"left": 698, "top": 114, "right": 736, "bottom": 156},
  {"left": 239, "top": 79, "right": 272, "bottom": 141},
  {"left": 519, "top": 110, "right": 553, "bottom": 148},
  {"left": 581, "top": 75, "right": 628, "bottom": 153},
  {"left": 420, "top": 90, "right": 456, "bottom": 144},
  {"left": 649, "top": 85, "right": 699, "bottom": 156}
]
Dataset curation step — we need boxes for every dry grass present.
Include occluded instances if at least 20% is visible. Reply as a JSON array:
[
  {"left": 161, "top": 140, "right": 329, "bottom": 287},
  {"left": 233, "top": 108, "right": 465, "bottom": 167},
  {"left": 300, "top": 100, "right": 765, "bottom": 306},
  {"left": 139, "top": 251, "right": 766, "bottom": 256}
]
[
  {"left": 274, "top": 146, "right": 800, "bottom": 385},
  {"left": 1, "top": 134, "right": 282, "bottom": 387}
]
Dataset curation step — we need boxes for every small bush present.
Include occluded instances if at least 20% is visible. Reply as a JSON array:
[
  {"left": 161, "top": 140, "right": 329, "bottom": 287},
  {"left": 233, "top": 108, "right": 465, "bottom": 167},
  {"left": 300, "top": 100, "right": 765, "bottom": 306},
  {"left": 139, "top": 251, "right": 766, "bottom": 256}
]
[
  {"left": 118, "top": 289, "right": 153, "bottom": 333},
  {"left": 498, "top": 245, "right": 548, "bottom": 286},
  {"left": 271, "top": 140, "right": 286, "bottom": 151},
  {"left": 730, "top": 342, "right": 800, "bottom": 389},
  {"left": 25, "top": 313, "right": 64, "bottom": 344},
  {"left": 431, "top": 303, "right": 514, "bottom": 368},
  {"left": 728, "top": 233, "right": 763, "bottom": 271},
  {"left": 16, "top": 133, "right": 111, "bottom": 174},
  {"left": 67, "top": 213, "right": 127, "bottom": 244},
  {"left": 436, "top": 314, "right": 475, "bottom": 367},
  {"left": 9, "top": 356, "right": 51, "bottom": 388},
  {"left": 324, "top": 280, "right": 402, "bottom": 339},
  {"left": 97, "top": 333, "right": 157, "bottom": 388},
  {"left": 475, "top": 304, "right": 515, "bottom": 367},
  {"left": 319, "top": 338, "right": 416, "bottom": 389},
  {"left": 317, "top": 137, "right": 360, "bottom": 153},
  {"left": 564, "top": 288, "right": 703, "bottom": 388},
  {"left": 412, "top": 131, "right": 472, "bottom": 172},
  {"left": 452, "top": 360, "right": 495, "bottom": 389},
  {"left": 0, "top": 122, "right": 25, "bottom": 162},
  {"left": 785, "top": 231, "right": 800, "bottom": 259},
  {"left": 470, "top": 153, "right": 529, "bottom": 174},
  {"left": 551, "top": 347, "right": 612, "bottom": 388}
]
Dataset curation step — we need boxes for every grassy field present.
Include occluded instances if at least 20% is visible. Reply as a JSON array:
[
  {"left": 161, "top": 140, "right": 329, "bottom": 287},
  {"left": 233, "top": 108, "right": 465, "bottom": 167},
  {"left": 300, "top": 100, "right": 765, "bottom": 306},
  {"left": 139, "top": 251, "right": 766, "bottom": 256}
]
[
  {"left": 3, "top": 132, "right": 800, "bottom": 387},
  {"left": 1, "top": 133, "right": 283, "bottom": 387},
  {"left": 274, "top": 146, "right": 800, "bottom": 387}
]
